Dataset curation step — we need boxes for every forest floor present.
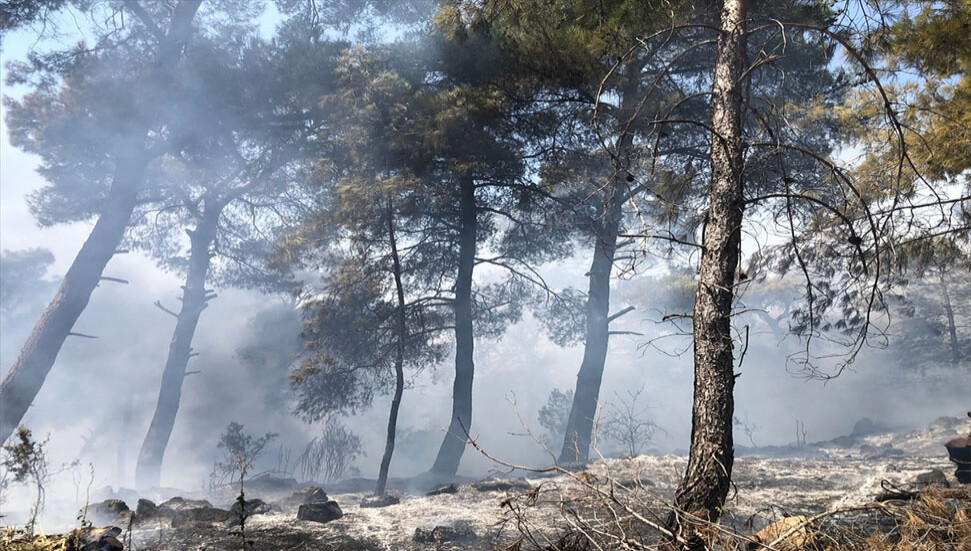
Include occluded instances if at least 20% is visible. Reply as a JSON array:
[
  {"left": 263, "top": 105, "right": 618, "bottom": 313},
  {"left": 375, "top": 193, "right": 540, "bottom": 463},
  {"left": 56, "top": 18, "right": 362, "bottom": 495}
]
[{"left": 3, "top": 414, "right": 969, "bottom": 550}]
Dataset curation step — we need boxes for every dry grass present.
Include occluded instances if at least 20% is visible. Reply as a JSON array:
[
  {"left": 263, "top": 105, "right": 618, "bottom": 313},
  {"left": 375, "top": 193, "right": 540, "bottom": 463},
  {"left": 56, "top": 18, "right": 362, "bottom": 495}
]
[
  {"left": 0, "top": 527, "right": 84, "bottom": 551},
  {"left": 498, "top": 466, "right": 971, "bottom": 551}
]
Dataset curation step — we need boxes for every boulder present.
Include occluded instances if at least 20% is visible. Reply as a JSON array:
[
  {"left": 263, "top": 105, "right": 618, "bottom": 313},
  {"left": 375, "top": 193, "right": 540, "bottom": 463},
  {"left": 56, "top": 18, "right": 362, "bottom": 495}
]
[
  {"left": 170, "top": 506, "right": 234, "bottom": 527},
  {"left": 913, "top": 469, "right": 950, "bottom": 489},
  {"left": 297, "top": 501, "right": 343, "bottom": 524},
  {"left": 471, "top": 478, "right": 530, "bottom": 492},
  {"left": 413, "top": 521, "right": 477, "bottom": 543},
  {"left": 426, "top": 483, "right": 459, "bottom": 496},
  {"left": 281, "top": 486, "right": 329, "bottom": 509},
  {"left": 230, "top": 498, "right": 271, "bottom": 517},
  {"left": 79, "top": 526, "right": 124, "bottom": 551},
  {"left": 851, "top": 418, "right": 888, "bottom": 437},
  {"left": 158, "top": 497, "right": 213, "bottom": 511},
  {"left": 135, "top": 499, "right": 158, "bottom": 519},
  {"left": 945, "top": 437, "right": 971, "bottom": 484},
  {"left": 85, "top": 500, "right": 130, "bottom": 526},
  {"left": 747, "top": 515, "right": 812, "bottom": 550},
  {"left": 360, "top": 494, "right": 400, "bottom": 508}
]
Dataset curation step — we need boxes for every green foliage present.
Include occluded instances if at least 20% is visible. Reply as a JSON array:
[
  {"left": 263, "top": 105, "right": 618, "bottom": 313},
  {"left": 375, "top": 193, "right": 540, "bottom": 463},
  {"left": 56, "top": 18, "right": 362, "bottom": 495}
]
[
  {"left": 1, "top": 427, "right": 49, "bottom": 534},
  {"left": 0, "top": 1, "right": 69, "bottom": 36},
  {"left": 538, "top": 387, "right": 574, "bottom": 448}
]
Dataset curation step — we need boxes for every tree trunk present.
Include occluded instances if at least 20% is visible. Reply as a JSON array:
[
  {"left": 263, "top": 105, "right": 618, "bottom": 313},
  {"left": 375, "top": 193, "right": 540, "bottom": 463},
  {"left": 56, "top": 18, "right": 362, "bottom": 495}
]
[
  {"left": 0, "top": 0, "right": 203, "bottom": 445},
  {"left": 430, "top": 175, "right": 477, "bottom": 478},
  {"left": 0, "top": 177, "right": 141, "bottom": 443},
  {"left": 376, "top": 201, "right": 407, "bottom": 496},
  {"left": 558, "top": 61, "right": 643, "bottom": 465},
  {"left": 135, "top": 204, "right": 220, "bottom": 488},
  {"left": 674, "top": 0, "right": 748, "bottom": 523},
  {"left": 558, "top": 187, "right": 624, "bottom": 464},
  {"left": 940, "top": 271, "right": 960, "bottom": 366}
]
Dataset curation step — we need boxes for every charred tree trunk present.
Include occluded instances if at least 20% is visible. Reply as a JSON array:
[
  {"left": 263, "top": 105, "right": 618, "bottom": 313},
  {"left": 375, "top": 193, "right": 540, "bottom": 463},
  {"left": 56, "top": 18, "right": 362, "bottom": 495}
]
[
  {"left": 940, "top": 271, "right": 961, "bottom": 366},
  {"left": 135, "top": 204, "right": 220, "bottom": 488},
  {"left": 376, "top": 201, "right": 407, "bottom": 497},
  {"left": 431, "top": 175, "right": 477, "bottom": 478},
  {"left": 674, "top": 0, "right": 748, "bottom": 523},
  {"left": 558, "top": 187, "right": 625, "bottom": 464},
  {"left": 558, "top": 63, "right": 643, "bottom": 465},
  {"left": 0, "top": 0, "right": 203, "bottom": 445}
]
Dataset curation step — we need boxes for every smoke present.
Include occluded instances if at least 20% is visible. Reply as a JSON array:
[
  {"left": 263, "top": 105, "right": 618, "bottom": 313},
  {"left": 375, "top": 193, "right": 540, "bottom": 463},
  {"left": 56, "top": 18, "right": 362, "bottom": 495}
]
[{"left": 1, "top": 6, "right": 967, "bottom": 535}]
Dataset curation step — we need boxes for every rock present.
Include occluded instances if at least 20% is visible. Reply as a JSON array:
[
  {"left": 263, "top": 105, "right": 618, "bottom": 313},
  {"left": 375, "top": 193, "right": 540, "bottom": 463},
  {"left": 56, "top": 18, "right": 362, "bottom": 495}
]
[
  {"left": 230, "top": 498, "right": 271, "bottom": 517},
  {"left": 85, "top": 499, "right": 130, "bottom": 525},
  {"left": 426, "top": 483, "right": 459, "bottom": 496},
  {"left": 158, "top": 496, "right": 213, "bottom": 511},
  {"left": 945, "top": 437, "right": 971, "bottom": 484},
  {"left": 282, "top": 486, "right": 329, "bottom": 507},
  {"left": 135, "top": 499, "right": 157, "bottom": 518},
  {"left": 747, "top": 515, "right": 812, "bottom": 550},
  {"left": 170, "top": 506, "right": 234, "bottom": 527},
  {"left": 91, "top": 486, "right": 139, "bottom": 505},
  {"left": 297, "top": 501, "right": 343, "bottom": 524},
  {"left": 360, "top": 494, "right": 400, "bottom": 508},
  {"left": 471, "top": 478, "right": 530, "bottom": 492},
  {"left": 851, "top": 417, "right": 888, "bottom": 437},
  {"left": 913, "top": 469, "right": 950, "bottom": 489},
  {"left": 414, "top": 521, "right": 477, "bottom": 543},
  {"left": 79, "top": 526, "right": 124, "bottom": 551},
  {"left": 929, "top": 416, "right": 964, "bottom": 431}
]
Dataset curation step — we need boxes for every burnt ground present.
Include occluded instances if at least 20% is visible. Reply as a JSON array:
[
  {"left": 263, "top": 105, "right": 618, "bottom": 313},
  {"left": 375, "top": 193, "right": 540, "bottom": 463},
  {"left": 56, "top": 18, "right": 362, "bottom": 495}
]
[{"left": 7, "top": 415, "right": 970, "bottom": 551}]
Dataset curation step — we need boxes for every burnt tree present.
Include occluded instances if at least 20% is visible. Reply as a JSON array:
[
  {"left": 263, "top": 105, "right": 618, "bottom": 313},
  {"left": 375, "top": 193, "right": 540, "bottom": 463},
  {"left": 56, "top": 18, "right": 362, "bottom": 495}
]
[{"left": 674, "top": 0, "right": 748, "bottom": 522}]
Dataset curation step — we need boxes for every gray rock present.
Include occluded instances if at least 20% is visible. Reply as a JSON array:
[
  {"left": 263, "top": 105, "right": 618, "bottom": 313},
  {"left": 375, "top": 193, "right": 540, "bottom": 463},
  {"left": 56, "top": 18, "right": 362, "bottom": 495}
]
[
  {"left": 158, "top": 496, "right": 213, "bottom": 511},
  {"left": 171, "top": 506, "right": 234, "bottom": 527},
  {"left": 913, "top": 469, "right": 950, "bottom": 489},
  {"left": 426, "top": 483, "right": 458, "bottom": 496},
  {"left": 360, "top": 494, "right": 400, "bottom": 508},
  {"left": 414, "top": 521, "right": 477, "bottom": 543},
  {"left": 851, "top": 418, "right": 888, "bottom": 437},
  {"left": 282, "top": 486, "right": 329, "bottom": 507},
  {"left": 297, "top": 501, "right": 343, "bottom": 524},
  {"left": 471, "top": 478, "right": 530, "bottom": 492},
  {"left": 85, "top": 499, "right": 130, "bottom": 526},
  {"left": 230, "top": 497, "right": 271, "bottom": 517},
  {"left": 135, "top": 498, "right": 158, "bottom": 519},
  {"left": 79, "top": 526, "right": 124, "bottom": 551}
]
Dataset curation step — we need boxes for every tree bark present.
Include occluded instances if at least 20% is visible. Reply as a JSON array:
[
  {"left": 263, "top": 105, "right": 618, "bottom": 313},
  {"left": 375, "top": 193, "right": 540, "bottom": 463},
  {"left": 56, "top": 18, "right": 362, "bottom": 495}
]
[
  {"left": 558, "top": 187, "right": 625, "bottom": 464},
  {"left": 0, "top": 176, "right": 141, "bottom": 443},
  {"left": 674, "top": 0, "right": 748, "bottom": 523},
  {"left": 940, "top": 271, "right": 961, "bottom": 366},
  {"left": 0, "top": 0, "right": 203, "bottom": 445},
  {"left": 430, "top": 175, "right": 477, "bottom": 478},
  {"left": 376, "top": 200, "right": 407, "bottom": 496},
  {"left": 558, "top": 61, "right": 643, "bottom": 465},
  {"left": 135, "top": 203, "right": 220, "bottom": 488}
]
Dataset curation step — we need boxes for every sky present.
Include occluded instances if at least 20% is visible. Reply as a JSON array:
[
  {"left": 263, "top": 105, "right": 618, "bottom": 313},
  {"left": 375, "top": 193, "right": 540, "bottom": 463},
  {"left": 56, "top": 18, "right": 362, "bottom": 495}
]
[{"left": 0, "top": 5, "right": 968, "bottom": 529}]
